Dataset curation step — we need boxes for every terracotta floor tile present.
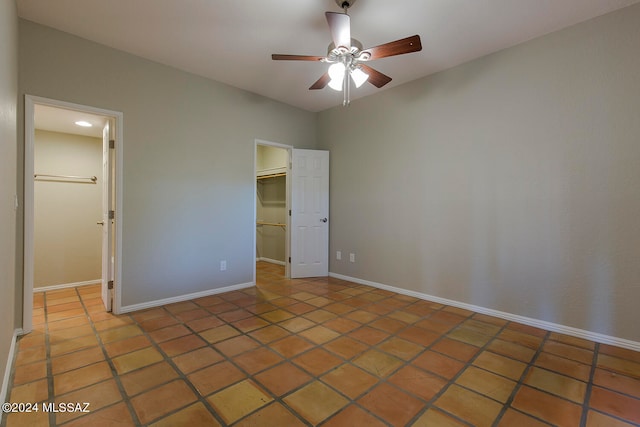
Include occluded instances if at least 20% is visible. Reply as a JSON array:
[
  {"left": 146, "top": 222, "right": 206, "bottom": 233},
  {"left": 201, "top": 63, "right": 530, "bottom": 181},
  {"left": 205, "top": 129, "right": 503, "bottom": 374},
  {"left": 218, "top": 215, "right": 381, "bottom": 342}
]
[
  {"left": 414, "top": 318, "right": 455, "bottom": 334},
  {"left": 389, "top": 365, "right": 448, "bottom": 401},
  {"left": 47, "top": 316, "right": 89, "bottom": 331},
  {"left": 461, "top": 319, "right": 502, "bottom": 336},
  {"left": 138, "top": 315, "right": 180, "bottom": 332},
  {"left": 232, "top": 316, "right": 271, "bottom": 332},
  {"left": 456, "top": 365, "right": 517, "bottom": 403},
  {"left": 104, "top": 335, "right": 152, "bottom": 358},
  {"left": 270, "top": 335, "right": 315, "bottom": 358},
  {"left": 589, "top": 386, "right": 640, "bottom": 425},
  {"left": 586, "top": 409, "right": 637, "bottom": 427},
  {"left": 497, "top": 409, "right": 550, "bottom": 426},
  {"left": 233, "top": 402, "right": 305, "bottom": 427},
  {"left": 12, "top": 360, "right": 47, "bottom": 385},
  {"left": 535, "top": 351, "right": 592, "bottom": 381},
  {"left": 148, "top": 402, "right": 220, "bottom": 426},
  {"left": 198, "top": 324, "right": 241, "bottom": 344},
  {"left": 593, "top": 368, "right": 640, "bottom": 399},
  {"left": 345, "top": 309, "right": 379, "bottom": 323},
  {"left": 207, "top": 379, "right": 273, "bottom": 424},
  {"left": 254, "top": 362, "right": 312, "bottom": 396},
  {"left": 131, "top": 379, "right": 198, "bottom": 425},
  {"left": 412, "top": 408, "right": 469, "bottom": 426},
  {"left": 349, "top": 326, "right": 390, "bottom": 346},
  {"left": 51, "top": 346, "right": 105, "bottom": 374},
  {"left": 48, "top": 324, "right": 94, "bottom": 344},
  {"left": 93, "top": 316, "right": 134, "bottom": 332},
  {"left": 165, "top": 301, "right": 200, "bottom": 314},
  {"left": 4, "top": 410, "right": 49, "bottom": 427},
  {"left": 412, "top": 350, "right": 465, "bottom": 380},
  {"left": 187, "top": 361, "right": 246, "bottom": 396},
  {"left": 157, "top": 334, "right": 206, "bottom": 357},
  {"left": 148, "top": 324, "right": 191, "bottom": 343},
  {"left": 431, "top": 337, "right": 479, "bottom": 362},
  {"left": 358, "top": 382, "right": 424, "bottom": 426},
  {"left": 285, "top": 302, "right": 317, "bottom": 315},
  {"left": 524, "top": 367, "right": 587, "bottom": 403},
  {"left": 303, "top": 309, "right": 338, "bottom": 323},
  {"left": 61, "top": 401, "right": 135, "bottom": 427},
  {"left": 49, "top": 334, "right": 99, "bottom": 357},
  {"left": 487, "top": 338, "right": 537, "bottom": 363},
  {"left": 388, "top": 310, "right": 422, "bottom": 324},
  {"left": 9, "top": 378, "right": 48, "bottom": 403},
  {"left": 233, "top": 347, "right": 284, "bottom": 374},
  {"left": 260, "top": 308, "right": 296, "bottom": 323},
  {"left": 499, "top": 328, "right": 544, "bottom": 350},
  {"left": 377, "top": 336, "right": 424, "bottom": 360},
  {"left": 544, "top": 340, "right": 594, "bottom": 365},
  {"left": 321, "top": 363, "right": 379, "bottom": 399},
  {"left": 112, "top": 346, "right": 164, "bottom": 375},
  {"left": 98, "top": 324, "right": 143, "bottom": 344},
  {"left": 512, "top": 385, "right": 583, "bottom": 427},
  {"left": 293, "top": 347, "right": 343, "bottom": 376},
  {"left": 549, "top": 332, "right": 596, "bottom": 350},
  {"left": 473, "top": 350, "right": 527, "bottom": 380},
  {"left": 278, "top": 316, "right": 315, "bottom": 333},
  {"left": 506, "top": 322, "right": 548, "bottom": 338},
  {"left": 173, "top": 308, "right": 212, "bottom": 322},
  {"left": 353, "top": 349, "right": 404, "bottom": 378},
  {"left": 54, "top": 379, "right": 123, "bottom": 424},
  {"left": 597, "top": 353, "right": 640, "bottom": 379},
  {"left": 248, "top": 325, "right": 290, "bottom": 343},
  {"left": 447, "top": 326, "right": 493, "bottom": 347},
  {"left": 436, "top": 384, "right": 502, "bottom": 427},
  {"left": 185, "top": 315, "right": 224, "bottom": 332},
  {"left": 214, "top": 335, "right": 260, "bottom": 357},
  {"left": 324, "top": 336, "right": 369, "bottom": 360},
  {"left": 323, "top": 405, "right": 387, "bottom": 427},
  {"left": 323, "top": 317, "right": 361, "bottom": 333},
  {"left": 53, "top": 360, "right": 113, "bottom": 395},
  {"left": 120, "top": 361, "right": 179, "bottom": 396},
  {"left": 299, "top": 325, "right": 341, "bottom": 344},
  {"left": 284, "top": 381, "right": 349, "bottom": 425},
  {"left": 599, "top": 344, "right": 640, "bottom": 364},
  {"left": 172, "top": 346, "right": 224, "bottom": 374},
  {"left": 398, "top": 325, "right": 440, "bottom": 346}
]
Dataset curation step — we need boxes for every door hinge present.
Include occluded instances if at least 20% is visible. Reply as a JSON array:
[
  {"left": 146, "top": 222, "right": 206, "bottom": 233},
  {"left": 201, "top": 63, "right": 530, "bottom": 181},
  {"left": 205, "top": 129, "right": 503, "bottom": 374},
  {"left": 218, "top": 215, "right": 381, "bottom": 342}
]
[
  {"left": 288, "top": 257, "right": 291, "bottom": 263},
  {"left": 289, "top": 210, "right": 291, "bottom": 216},
  {"left": 108, "top": 280, "right": 114, "bottom": 289},
  {"left": 109, "top": 139, "right": 115, "bottom": 149},
  {"left": 108, "top": 210, "right": 115, "bottom": 220}
]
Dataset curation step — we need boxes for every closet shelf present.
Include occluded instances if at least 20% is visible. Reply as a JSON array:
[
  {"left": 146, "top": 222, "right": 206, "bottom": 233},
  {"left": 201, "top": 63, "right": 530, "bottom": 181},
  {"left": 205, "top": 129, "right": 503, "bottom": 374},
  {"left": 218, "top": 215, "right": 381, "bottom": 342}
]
[
  {"left": 256, "top": 221, "right": 286, "bottom": 227},
  {"left": 257, "top": 172, "right": 286, "bottom": 180}
]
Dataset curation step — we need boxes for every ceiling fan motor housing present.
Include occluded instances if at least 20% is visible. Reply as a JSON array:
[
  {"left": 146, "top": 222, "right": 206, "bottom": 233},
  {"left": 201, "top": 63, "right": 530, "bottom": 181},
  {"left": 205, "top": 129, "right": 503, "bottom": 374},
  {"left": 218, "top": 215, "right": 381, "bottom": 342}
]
[{"left": 335, "top": 0, "right": 356, "bottom": 11}]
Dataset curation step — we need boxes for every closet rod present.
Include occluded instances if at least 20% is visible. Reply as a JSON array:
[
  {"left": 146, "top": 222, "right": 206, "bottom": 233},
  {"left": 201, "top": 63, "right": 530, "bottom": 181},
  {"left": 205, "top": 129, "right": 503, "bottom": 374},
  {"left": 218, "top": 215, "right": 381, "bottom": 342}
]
[
  {"left": 34, "top": 174, "right": 97, "bottom": 183},
  {"left": 256, "top": 221, "right": 286, "bottom": 227}
]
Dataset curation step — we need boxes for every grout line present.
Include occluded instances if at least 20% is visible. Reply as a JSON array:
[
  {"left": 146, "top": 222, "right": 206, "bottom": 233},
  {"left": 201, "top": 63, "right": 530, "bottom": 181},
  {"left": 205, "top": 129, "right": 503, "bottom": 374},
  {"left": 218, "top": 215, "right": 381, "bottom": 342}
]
[{"left": 580, "top": 341, "right": 599, "bottom": 426}]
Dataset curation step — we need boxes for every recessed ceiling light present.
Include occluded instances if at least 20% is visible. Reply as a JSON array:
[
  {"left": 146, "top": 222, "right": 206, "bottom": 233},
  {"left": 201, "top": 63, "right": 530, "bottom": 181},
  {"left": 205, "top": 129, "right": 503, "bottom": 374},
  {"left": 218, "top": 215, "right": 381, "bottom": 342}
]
[{"left": 75, "top": 121, "right": 92, "bottom": 127}]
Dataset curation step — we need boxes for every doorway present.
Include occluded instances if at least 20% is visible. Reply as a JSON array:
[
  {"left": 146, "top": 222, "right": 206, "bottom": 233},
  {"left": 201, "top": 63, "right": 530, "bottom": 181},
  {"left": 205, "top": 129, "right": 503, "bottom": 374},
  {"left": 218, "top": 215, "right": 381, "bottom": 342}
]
[
  {"left": 23, "top": 95, "right": 123, "bottom": 333},
  {"left": 255, "top": 141, "right": 291, "bottom": 282}
]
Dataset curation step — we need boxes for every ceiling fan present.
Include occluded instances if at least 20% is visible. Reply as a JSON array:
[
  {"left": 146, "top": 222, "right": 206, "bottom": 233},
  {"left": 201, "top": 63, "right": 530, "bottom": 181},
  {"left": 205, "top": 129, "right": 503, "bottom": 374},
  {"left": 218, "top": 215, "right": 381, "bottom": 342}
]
[{"left": 272, "top": 0, "right": 422, "bottom": 106}]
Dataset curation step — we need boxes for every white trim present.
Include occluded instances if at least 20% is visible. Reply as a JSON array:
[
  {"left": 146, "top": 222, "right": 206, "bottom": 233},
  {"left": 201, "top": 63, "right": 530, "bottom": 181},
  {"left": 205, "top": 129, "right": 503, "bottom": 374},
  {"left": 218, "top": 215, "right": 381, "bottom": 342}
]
[
  {"left": 0, "top": 329, "right": 23, "bottom": 423},
  {"left": 257, "top": 257, "right": 286, "bottom": 266},
  {"left": 330, "top": 272, "right": 640, "bottom": 352},
  {"left": 23, "top": 95, "right": 125, "bottom": 329},
  {"left": 119, "top": 282, "right": 255, "bottom": 314},
  {"left": 33, "top": 280, "right": 101, "bottom": 293}
]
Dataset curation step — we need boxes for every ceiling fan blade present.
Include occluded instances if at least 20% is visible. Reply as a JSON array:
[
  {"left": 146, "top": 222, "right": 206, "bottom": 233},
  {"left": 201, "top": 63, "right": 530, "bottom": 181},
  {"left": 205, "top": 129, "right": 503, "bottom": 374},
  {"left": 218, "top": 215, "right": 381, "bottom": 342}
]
[
  {"left": 272, "top": 54, "right": 325, "bottom": 61},
  {"left": 359, "top": 64, "right": 392, "bottom": 88},
  {"left": 325, "top": 12, "right": 351, "bottom": 49},
  {"left": 361, "top": 35, "right": 422, "bottom": 60},
  {"left": 309, "top": 73, "right": 331, "bottom": 90}
]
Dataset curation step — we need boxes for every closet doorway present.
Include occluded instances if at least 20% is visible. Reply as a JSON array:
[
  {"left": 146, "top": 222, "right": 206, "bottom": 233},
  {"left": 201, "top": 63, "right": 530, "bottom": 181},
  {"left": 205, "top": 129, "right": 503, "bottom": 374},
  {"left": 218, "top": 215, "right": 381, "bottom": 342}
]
[
  {"left": 24, "top": 95, "right": 123, "bottom": 333},
  {"left": 255, "top": 142, "right": 291, "bottom": 281}
]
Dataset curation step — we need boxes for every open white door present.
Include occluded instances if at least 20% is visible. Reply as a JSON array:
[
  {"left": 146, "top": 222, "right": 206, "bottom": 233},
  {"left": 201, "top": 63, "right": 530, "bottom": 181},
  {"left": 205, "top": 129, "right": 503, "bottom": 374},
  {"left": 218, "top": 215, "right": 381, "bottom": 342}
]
[
  {"left": 290, "top": 149, "right": 329, "bottom": 278},
  {"left": 101, "top": 123, "right": 113, "bottom": 311}
]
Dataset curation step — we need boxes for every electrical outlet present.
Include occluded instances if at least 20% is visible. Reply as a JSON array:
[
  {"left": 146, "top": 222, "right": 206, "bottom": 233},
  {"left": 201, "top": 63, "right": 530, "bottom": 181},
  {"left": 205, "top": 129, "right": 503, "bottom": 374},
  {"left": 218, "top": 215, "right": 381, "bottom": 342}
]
[
  {"left": 336, "top": 251, "right": 342, "bottom": 260},
  {"left": 220, "top": 260, "right": 227, "bottom": 271},
  {"left": 349, "top": 253, "right": 355, "bottom": 263}
]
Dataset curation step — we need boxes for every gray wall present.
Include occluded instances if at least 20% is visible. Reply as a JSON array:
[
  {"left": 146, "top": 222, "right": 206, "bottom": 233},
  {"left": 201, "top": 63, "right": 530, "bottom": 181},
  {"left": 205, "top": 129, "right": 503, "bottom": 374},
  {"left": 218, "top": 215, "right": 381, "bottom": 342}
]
[
  {"left": 0, "top": 0, "right": 18, "bottom": 406},
  {"left": 34, "top": 130, "right": 102, "bottom": 288},
  {"left": 18, "top": 20, "right": 317, "bottom": 310},
  {"left": 318, "top": 5, "right": 640, "bottom": 342}
]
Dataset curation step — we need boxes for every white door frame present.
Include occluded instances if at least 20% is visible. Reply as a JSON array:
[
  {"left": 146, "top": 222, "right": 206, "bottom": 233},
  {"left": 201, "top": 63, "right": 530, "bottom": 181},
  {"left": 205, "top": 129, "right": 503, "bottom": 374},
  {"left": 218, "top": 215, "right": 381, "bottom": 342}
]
[
  {"left": 23, "top": 95, "right": 124, "bottom": 332},
  {"left": 253, "top": 139, "right": 292, "bottom": 282}
]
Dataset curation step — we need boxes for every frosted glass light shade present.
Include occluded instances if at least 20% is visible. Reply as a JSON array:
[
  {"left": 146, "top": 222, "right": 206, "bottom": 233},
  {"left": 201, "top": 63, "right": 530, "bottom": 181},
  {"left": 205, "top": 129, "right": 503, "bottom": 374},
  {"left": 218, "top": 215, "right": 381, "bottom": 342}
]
[
  {"left": 328, "top": 62, "right": 346, "bottom": 91},
  {"left": 350, "top": 67, "right": 369, "bottom": 88}
]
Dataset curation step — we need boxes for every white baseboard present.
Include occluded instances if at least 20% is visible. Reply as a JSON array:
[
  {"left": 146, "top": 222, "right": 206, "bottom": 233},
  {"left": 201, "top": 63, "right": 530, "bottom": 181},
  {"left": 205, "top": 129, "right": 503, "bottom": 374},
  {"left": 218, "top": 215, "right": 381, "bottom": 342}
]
[
  {"left": 0, "top": 329, "right": 24, "bottom": 423},
  {"left": 330, "top": 272, "right": 640, "bottom": 352},
  {"left": 119, "top": 281, "right": 255, "bottom": 314},
  {"left": 33, "top": 279, "right": 101, "bottom": 293},
  {"left": 257, "top": 257, "right": 286, "bottom": 266}
]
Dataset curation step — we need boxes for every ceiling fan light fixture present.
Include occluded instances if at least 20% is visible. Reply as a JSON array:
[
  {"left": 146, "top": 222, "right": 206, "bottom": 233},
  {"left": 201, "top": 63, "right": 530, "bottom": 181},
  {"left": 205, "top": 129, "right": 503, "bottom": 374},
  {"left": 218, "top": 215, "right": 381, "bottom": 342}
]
[
  {"left": 350, "top": 66, "right": 369, "bottom": 88},
  {"left": 328, "top": 62, "right": 346, "bottom": 91}
]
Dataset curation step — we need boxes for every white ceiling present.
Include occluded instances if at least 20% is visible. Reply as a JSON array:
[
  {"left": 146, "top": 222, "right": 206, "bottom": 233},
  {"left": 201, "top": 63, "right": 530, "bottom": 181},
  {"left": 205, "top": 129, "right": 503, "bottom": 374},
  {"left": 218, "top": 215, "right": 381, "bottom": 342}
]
[
  {"left": 18, "top": 0, "right": 640, "bottom": 112},
  {"left": 35, "top": 104, "right": 108, "bottom": 138}
]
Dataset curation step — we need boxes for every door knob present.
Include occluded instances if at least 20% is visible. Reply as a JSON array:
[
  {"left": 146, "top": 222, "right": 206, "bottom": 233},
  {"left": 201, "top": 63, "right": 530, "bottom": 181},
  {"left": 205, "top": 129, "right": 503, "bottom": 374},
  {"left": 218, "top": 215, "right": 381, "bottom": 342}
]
[
  {"left": 97, "top": 221, "right": 105, "bottom": 225},
  {"left": 321, "top": 218, "right": 328, "bottom": 223}
]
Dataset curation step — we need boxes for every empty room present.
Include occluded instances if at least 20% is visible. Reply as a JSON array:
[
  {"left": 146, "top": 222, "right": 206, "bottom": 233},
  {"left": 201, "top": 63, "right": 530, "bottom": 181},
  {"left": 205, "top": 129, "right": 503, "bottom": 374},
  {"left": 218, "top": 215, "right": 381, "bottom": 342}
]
[{"left": 1, "top": 0, "right": 639, "bottom": 426}]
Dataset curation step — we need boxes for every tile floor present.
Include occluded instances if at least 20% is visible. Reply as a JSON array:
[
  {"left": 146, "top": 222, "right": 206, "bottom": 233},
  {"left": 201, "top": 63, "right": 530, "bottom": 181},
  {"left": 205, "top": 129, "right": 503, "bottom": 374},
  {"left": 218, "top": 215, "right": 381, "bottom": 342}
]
[{"left": 3, "top": 262, "right": 640, "bottom": 426}]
